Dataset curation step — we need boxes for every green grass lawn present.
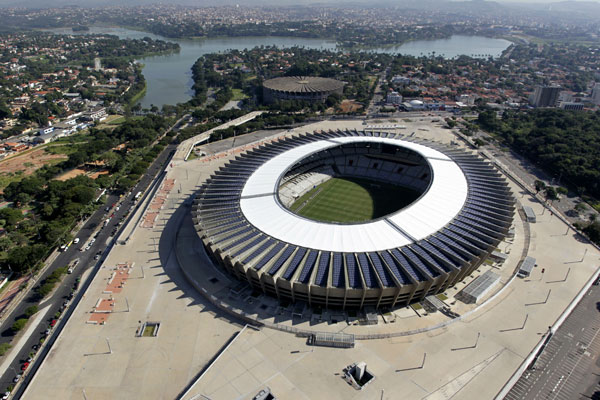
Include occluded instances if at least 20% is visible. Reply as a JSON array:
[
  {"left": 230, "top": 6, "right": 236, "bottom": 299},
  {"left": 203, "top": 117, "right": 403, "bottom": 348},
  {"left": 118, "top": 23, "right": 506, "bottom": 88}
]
[
  {"left": 290, "top": 177, "right": 421, "bottom": 223},
  {"left": 231, "top": 88, "right": 248, "bottom": 101},
  {"left": 142, "top": 325, "right": 155, "bottom": 337},
  {"left": 107, "top": 116, "right": 126, "bottom": 125}
]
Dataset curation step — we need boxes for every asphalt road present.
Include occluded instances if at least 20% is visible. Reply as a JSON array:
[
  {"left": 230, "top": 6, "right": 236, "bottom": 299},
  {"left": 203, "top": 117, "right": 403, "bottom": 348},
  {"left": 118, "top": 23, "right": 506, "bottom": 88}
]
[
  {"left": 504, "top": 283, "right": 600, "bottom": 400},
  {"left": 0, "top": 137, "right": 179, "bottom": 396}
]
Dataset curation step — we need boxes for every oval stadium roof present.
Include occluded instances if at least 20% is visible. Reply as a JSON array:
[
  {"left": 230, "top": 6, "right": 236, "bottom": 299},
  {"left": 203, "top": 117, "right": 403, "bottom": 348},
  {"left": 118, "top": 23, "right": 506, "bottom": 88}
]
[{"left": 263, "top": 76, "right": 345, "bottom": 93}]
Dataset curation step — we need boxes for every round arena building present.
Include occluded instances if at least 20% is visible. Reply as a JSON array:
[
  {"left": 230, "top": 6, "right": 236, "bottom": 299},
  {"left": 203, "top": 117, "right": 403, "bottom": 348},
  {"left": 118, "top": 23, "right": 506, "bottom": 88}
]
[
  {"left": 262, "top": 76, "right": 345, "bottom": 104},
  {"left": 192, "top": 129, "right": 514, "bottom": 310}
]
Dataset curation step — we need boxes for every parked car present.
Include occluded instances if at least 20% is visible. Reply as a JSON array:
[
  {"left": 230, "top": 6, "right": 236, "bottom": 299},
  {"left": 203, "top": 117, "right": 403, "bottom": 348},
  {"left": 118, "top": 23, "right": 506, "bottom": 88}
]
[
  {"left": 12, "top": 374, "right": 21, "bottom": 383},
  {"left": 50, "top": 319, "right": 57, "bottom": 327},
  {"left": 67, "top": 258, "right": 79, "bottom": 274},
  {"left": 73, "top": 238, "right": 80, "bottom": 244},
  {"left": 21, "top": 362, "right": 30, "bottom": 371}
]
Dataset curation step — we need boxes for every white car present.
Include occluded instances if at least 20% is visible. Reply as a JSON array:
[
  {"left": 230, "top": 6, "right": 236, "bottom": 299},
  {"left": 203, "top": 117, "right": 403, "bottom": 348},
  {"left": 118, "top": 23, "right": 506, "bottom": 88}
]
[{"left": 73, "top": 238, "right": 80, "bottom": 244}]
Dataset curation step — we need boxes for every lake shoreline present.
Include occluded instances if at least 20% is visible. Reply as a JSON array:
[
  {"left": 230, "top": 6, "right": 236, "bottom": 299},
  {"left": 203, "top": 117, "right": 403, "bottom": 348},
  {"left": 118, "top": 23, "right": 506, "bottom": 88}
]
[{"left": 44, "top": 26, "right": 511, "bottom": 108}]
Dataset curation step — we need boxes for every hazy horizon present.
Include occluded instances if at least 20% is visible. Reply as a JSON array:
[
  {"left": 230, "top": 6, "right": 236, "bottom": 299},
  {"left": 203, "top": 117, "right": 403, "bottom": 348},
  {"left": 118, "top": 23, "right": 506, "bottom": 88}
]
[{"left": 1, "top": 0, "right": 600, "bottom": 7}]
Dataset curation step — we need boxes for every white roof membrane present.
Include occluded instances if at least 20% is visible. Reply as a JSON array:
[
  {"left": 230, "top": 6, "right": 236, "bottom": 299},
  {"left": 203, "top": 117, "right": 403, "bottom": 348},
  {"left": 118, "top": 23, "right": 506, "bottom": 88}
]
[{"left": 240, "top": 137, "right": 468, "bottom": 252}]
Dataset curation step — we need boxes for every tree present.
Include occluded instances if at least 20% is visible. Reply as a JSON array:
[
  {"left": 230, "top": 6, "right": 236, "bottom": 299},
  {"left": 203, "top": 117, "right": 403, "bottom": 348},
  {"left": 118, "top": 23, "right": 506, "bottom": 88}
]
[
  {"left": 5, "top": 244, "right": 48, "bottom": 275},
  {"left": 37, "top": 282, "right": 55, "bottom": 298},
  {"left": 24, "top": 305, "right": 38, "bottom": 318},
  {"left": 11, "top": 318, "right": 28, "bottom": 333},
  {"left": 0, "top": 101, "right": 11, "bottom": 119},
  {"left": 0, "top": 343, "right": 11, "bottom": 356},
  {"left": 445, "top": 118, "right": 457, "bottom": 128},
  {"left": 535, "top": 180, "right": 546, "bottom": 194},
  {"left": 583, "top": 222, "right": 600, "bottom": 244},
  {"left": 574, "top": 202, "right": 588, "bottom": 215},
  {"left": 0, "top": 208, "right": 23, "bottom": 229},
  {"left": 545, "top": 186, "right": 558, "bottom": 201}
]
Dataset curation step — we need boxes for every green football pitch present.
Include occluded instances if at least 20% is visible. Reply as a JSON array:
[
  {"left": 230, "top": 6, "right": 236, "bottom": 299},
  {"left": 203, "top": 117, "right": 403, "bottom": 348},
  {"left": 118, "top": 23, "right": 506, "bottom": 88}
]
[{"left": 289, "top": 177, "right": 422, "bottom": 223}]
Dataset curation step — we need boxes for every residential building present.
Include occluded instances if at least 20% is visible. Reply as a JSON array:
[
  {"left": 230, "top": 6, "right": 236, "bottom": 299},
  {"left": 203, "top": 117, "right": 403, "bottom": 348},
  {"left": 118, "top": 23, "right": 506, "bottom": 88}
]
[
  {"left": 530, "top": 86, "right": 561, "bottom": 107},
  {"left": 559, "top": 102, "right": 584, "bottom": 111},
  {"left": 386, "top": 91, "right": 403, "bottom": 105}
]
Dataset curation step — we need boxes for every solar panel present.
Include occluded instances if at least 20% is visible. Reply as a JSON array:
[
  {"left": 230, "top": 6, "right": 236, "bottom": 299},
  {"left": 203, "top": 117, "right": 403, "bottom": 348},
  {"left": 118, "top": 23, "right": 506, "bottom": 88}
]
[
  {"left": 314, "top": 252, "right": 331, "bottom": 287},
  {"left": 368, "top": 252, "right": 394, "bottom": 287},
  {"left": 203, "top": 217, "right": 239, "bottom": 230},
  {"left": 411, "top": 245, "right": 450, "bottom": 273},
  {"left": 220, "top": 229, "right": 256, "bottom": 250},
  {"left": 449, "top": 223, "right": 494, "bottom": 246},
  {"left": 232, "top": 236, "right": 266, "bottom": 258},
  {"left": 268, "top": 245, "right": 296, "bottom": 275},
  {"left": 357, "top": 253, "right": 378, "bottom": 288},
  {"left": 219, "top": 226, "right": 254, "bottom": 250},
  {"left": 211, "top": 222, "right": 247, "bottom": 236},
  {"left": 298, "top": 250, "right": 319, "bottom": 283},
  {"left": 380, "top": 251, "right": 412, "bottom": 284},
  {"left": 427, "top": 237, "right": 467, "bottom": 264},
  {"left": 332, "top": 253, "right": 345, "bottom": 288},
  {"left": 402, "top": 247, "right": 439, "bottom": 278},
  {"left": 439, "top": 230, "right": 483, "bottom": 255},
  {"left": 282, "top": 247, "right": 307, "bottom": 280},
  {"left": 253, "top": 242, "right": 286, "bottom": 271},
  {"left": 242, "top": 238, "right": 274, "bottom": 263},
  {"left": 390, "top": 249, "right": 427, "bottom": 281}
]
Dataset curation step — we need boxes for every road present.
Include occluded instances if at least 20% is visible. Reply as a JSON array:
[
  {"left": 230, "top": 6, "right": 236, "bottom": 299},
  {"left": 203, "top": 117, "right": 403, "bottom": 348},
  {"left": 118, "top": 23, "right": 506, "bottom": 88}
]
[
  {"left": 504, "top": 283, "right": 600, "bottom": 400},
  {"left": 366, "top": 68, "right": 387, "bottom": 116},
  {"left": 0, "top": 124, "right": 183, "bottom": 396}
]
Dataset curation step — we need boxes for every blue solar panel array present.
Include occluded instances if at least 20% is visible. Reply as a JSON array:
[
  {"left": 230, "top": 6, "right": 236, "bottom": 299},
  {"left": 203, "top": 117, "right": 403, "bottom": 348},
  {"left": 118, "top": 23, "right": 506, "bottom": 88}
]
[
  {"left": 218, "top": 227, "right": 255, "bottom": 247},
  {"left": 410, "top": 245, "right": 450, "bottom": 273},
  {"left": 426, "top": 237, "right": 467, "bottom": 264},
  {"left": 379, "top": 251, "right": 411, "bottom": 285},
  {"left": 402, "top": 247, "right": 439, "bottom": 278},
  {"left": 268, "top": 245, "right": 296, "bottom": 275},
  {"left": 232, "top": 236, "right": 266, "bottom": 258},
  {"left": 315, "top": 252, "right": 330, "bottom": 287},
  {"left": 298, "top": 250, "right": 319, "bottom": 283},
  {"left": 368, "top": 252, "right": 394, "bottom": 287},
  {"left": 332, "top": 253, "right": 345, "bottom": 288},
  {"left": 391, "top": 249, "right": 427, "bottom": 281},
  {"left": 357, "top": 253, "right": 378, "bottom": 288},
  {"left": 242, "top": 238, "right": 274, "bottom": 263},
  {"left": 253, "top": 242, "right": 286, "bottom": 271},
  {"left": 282, "top": 247, "right": 307, "bottom": 280}
]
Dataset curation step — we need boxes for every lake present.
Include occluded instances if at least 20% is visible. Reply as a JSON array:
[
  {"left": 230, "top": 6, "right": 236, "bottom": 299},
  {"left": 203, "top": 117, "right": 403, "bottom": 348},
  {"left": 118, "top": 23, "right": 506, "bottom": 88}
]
[{"left": 48, "top": 27, "right": 511, "bottom": 108}]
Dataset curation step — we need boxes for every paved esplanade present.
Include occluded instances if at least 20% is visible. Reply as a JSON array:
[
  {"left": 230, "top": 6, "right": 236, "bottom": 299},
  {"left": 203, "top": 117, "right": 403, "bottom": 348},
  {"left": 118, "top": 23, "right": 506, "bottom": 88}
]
[{"left": 22, "top": 118, "right": 600, "bottom": 400}]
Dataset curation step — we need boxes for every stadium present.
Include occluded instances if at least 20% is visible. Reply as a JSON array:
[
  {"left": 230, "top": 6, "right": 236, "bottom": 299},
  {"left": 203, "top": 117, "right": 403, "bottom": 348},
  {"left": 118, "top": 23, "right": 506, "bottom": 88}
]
[
  {"left": 191, "top": 129, "right": 515, "bottom": 310},
  {"left": 262, "top": 76, "right": 345, "bottom": 104}
]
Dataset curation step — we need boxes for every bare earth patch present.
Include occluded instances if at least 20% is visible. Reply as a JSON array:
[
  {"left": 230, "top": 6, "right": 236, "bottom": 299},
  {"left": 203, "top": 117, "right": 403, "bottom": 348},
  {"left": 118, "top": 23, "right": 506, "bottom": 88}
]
[
  {"left": 54, "top": 168, "right": 110, "bottom": 181},
  {"left": 339, "top": 100, "right": 362, "bottom": 113},
  {"left": 0, "top": 148, "right": 67, "bottom": 190}
]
